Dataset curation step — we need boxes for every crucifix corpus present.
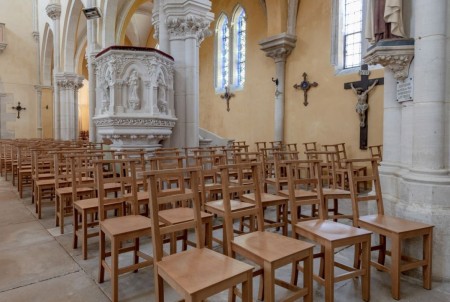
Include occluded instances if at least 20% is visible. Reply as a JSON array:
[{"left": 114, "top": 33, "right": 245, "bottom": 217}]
[{"left": 344, "top": 64, "right": 384, "bottom": 150}]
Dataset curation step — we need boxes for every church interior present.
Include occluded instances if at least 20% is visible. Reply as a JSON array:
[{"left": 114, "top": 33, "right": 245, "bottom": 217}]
[{"left": 0, "top": 0, "right": 450, "bottom": 301}]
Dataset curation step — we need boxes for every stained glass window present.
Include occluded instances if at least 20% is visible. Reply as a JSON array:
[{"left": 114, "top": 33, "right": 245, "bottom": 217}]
[
  {"left": 215, "top": 15, "right": 230, "bottom": 91},
  {"left": 343, "top": 0, "right": 362, "bottom": 68},
  {"left": 235, "top": 8, "right": 246, "bottom": 88}
]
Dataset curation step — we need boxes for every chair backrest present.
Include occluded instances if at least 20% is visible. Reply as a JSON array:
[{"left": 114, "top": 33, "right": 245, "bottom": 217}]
[
  {"left": 70, "top": 153, "right": 102, "bottom": 201},
  {"left": 285, "top": 159, "right": 324, "bottom": 223},
  {"left": 345, "top": 158, "right": 383, "bottom": 224},
  {"left": 285, "top": 143, "right": 298, "bottom": 152},
  {"left": 255, "top": 141, "right": 267, "bottom": 152},
  {"left": 322, "top": 143, "right": 347, "bottom": 168},
  {"left": 150, "top": 155, "right": 184, "bottom": 170},
  {"left": 95, "top": 159, "right": 139, "bottom": 220},
  {"left": 147, "top": 167, "right": 202, "bottom": 262},
  {"left": 219, "top": 162, "right": 264, "bottom": 256},
  {"left": 369, "top": 145, "right": 383, "bottom": 161},
  {"left": 305, "top": 151, "right": 339, "bottom": 189}
]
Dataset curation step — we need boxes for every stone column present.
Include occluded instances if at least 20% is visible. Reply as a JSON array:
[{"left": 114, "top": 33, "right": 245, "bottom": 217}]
[
  {"left": 86, "top": 0, "right": 99, "bottom": 142},
  {"left": 152, "top": 0, "right": 170, "bottom": 53},
  {"left": 46, "top": 2, "right": 61, "bottom": 139},
  {"left": 163, "top": 0, "right": 214, "bottom": 147},
  {"left": 412, "top": 0, "right": 447, "bottom": 173},
  {"left": 55, "top": 73, "right": 84, "bottom": 140},
  {"left": 34, "top": 86, "right": 43, "bottom": 138},
  {"left": 260, "top": 33, "right": 296, "bottom": 142}
]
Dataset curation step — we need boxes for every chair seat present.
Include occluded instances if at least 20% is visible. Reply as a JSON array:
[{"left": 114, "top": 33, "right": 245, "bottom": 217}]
[
  {"left": 241, "top": 192, "right": 288, "bottom": 206},
  {"left": 279, "top": 189, "right": 317, "bottom": 199},
  {"left": 322, "top": 188, "right": 351, "bottom": 196},
  {"left": 232, "top": 231, "right": 314, "bottom": 263},
  {"left": 206, "top": 199, "right": 255, "bottom": 213},
  {"left": 56, "top": 186, "right": 93, "bottom": 195},
  {"left": 296, "top": 220, "right": 371, "bottom": 242},
  {"left": 100, "top": 215, "right": 152, "bottom": 237},
  {"left": 359, "top": 214, "right": 434, "bottom": 234},
  {"left": 159, "top": 207, "right": 213, "bottom": 225},
  {"left": 157, "top": 247, "right": 253, "bottom": 295},
  {"left": 74, "top": 197, "right": 99, "bottom": 210},
  {"left": 35, "top": 178, "right": 55, "bottom": 186},
  {"left": 265, "top": 177, "right": 288, "bottom": 185}
]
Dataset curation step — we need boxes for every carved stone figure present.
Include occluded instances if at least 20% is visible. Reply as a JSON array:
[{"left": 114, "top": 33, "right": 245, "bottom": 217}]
[
  {"left": 127, "top": 70, "right": 140, "bottom": 110},
  {"left": 351, "top": 80, "right": 378, "bottom": 127},
  {"left": 365, "top": 0, "right": 406, "bottom": 44}
]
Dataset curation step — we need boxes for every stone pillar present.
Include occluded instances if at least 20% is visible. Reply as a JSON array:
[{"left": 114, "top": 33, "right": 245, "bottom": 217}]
[
  {"left": 55, "top": 73, "right": 84, "bottom": 140},
  {"left": 34, "top": 86, "right": 43, "bottom": 138},
  {"left": 152, "top": 0, "right": 170, "bottom": 53},
  {"left": 163, "top": 0, "right": 214, "bottom": 147},
  {"left": 86, "top": 0, "right": 99, "bottom": 142},
  {"left": 260, "top": 33, "right": 296, "bottom": 142},
  {"left": 46, "top": 2, "right": 61, "bottom": 139},
  {"left": 412, "top": 0, "right": 447, "bottom": 173}
]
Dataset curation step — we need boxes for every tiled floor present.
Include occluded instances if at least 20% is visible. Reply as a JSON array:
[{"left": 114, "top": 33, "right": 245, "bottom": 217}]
[{"left": 0, "top": 175, "right": 449, "bottom": 301}]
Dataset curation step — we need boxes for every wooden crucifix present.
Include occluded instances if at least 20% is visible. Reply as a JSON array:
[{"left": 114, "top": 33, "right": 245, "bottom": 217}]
[{"left": 344, "top": 64, "right": 384, "bottom": 150}]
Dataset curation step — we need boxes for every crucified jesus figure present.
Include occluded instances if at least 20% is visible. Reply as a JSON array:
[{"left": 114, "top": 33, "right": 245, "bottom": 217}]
[{"left": 351, "top": 80, "right": 378, "bottom": 127}]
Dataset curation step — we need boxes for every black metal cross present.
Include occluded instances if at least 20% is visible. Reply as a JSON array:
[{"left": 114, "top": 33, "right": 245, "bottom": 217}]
[
  {"left": 220, "top": 86, "right": 235, "bottom": 112},
  {"left": 11, "top": 102, "right": 26, "bottom": 119},
  {"left": 344, "top": 64, "right": 383, "bottom": 150}
]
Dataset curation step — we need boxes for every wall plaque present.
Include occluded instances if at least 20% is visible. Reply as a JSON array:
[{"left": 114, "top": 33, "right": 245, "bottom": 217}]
[{"left": 397, "top": 77, "right": 413, "bottom": 102}]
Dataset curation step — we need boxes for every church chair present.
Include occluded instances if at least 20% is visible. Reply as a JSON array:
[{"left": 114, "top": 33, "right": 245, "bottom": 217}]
[
  {"left": 71, "top": 154, "right": 125, "bottom": 260},
  {"left": 285, "top": 142, "right": 298, "bottom": 151},
  {"left": 255, "top": 141, "right": 267, "bottom": 152},
  {"left": 96, "top": 159, "right": 153, "bottom": 302},
  {"left": 33, "top": 147, "right": 67, "bottom": 218},
  {"left": 147, "top": 166, "right": 254, "bottom": 302},
  {"left": 346, "top": 158, "right": 433, "bottom": 300},
  {"left": 17, "top": 144, "right": 33, "bottom": 198},
  {"left": 285, "top": 159, "right": 372, "bottom": 302},
  {"left": 154, "top": 147, "right": 182, "bottom": 157},
  {"left": 269, "top": 140, "right": 284, "bottom": 149},
  {"left": 235, "top": 151, "right": 290, "bottom": 236},
  {"left": 219, "top": 162, "right": 314, "bottom": 302},
  {"left": 323, "top": 143, "right": 367, "bottom": 191},
  {"left": 305, "top": 150, "right": 353, "bottom": 222},
  {"left": 54, "top": 150, "right": 94, "bottom": 234},
  {"left": 368, "top": 144, "right": 383, "bottom": 161}
]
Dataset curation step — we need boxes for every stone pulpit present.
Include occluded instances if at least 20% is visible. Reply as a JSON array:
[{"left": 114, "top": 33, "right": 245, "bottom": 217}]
[{"left": 93, "top": 46, "right": 176, "bottom": 150}]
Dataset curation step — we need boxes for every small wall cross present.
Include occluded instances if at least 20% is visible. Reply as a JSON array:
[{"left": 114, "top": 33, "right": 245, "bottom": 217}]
[
  {"left": 220, "top": 86, "right": 235, "bottom": 112},
  {"left": 12, "top": 102, "right": 26, "bottom": 119},
  {"left": 293, "top": 72, "right": 318, "bottom": 106}
]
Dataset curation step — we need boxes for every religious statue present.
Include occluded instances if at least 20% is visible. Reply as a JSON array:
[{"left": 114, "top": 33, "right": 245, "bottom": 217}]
[
  {"left": 157, "top": 78, "right": 169, "bottom": 115},
  {"left": 127, "top": 70, "right": 140, "bottom": 110},
  {"left": 351, "top": 80, "right": 378, "bottom": 127},
  {"left": 365, "top": 0, "right": 406, "bottom": 44}
]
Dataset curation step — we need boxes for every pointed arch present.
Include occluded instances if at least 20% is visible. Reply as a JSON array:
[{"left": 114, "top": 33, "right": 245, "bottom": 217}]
[
  {"left": 61, "top": 0, "right": 85, "bottom": 72},
  {"left": 42, "top": 23, "right": 54, "bottom": 86},
  {"left": 101, "top": 0, "right": 119, "bottom": 48}
]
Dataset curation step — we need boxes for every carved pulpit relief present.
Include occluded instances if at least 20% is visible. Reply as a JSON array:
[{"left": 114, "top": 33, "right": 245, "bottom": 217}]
[
  {"left": 127, "top": 70, "right": 140, "bottom": 110},
  {"left": 93, "top": 46, "right": 176, "bottom": 151}
]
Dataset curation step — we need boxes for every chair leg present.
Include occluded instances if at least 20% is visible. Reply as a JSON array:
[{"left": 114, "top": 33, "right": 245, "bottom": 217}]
[
  {"left": 134, "top": 237, "right": 139, "bottom": 273},
  {"left": 391, "top": 236, "right": 401, "bottom": 300},
  {"left": 228, "top": 286, "right": 237, "bottom": 302},
  {"left": 324, "top": 247, "right": 335, "bottom": 302},
  {"left": 354, "top": 243, "right": 361, "bottom": 269},
  {"left": 291, "top": 260, "right": 299, "bottom": 286},
  {"left": 378, "top": 234, "right": 386, "bottom": 265},
  {"left": 361, "top": 239, "right": 371, "bottom": 302},
  {"left": 423, "top": 231, "right": 433, "bottom": 290},
  {"left": 82, "top": 211, "right": 89, "bottom": 260},
  {"left": 73, "top": 208, "right": 79, "bottom": 249},
  {"left": 111, "top": 237, "right": 119, "bottom": 302},
  {"left": 263, "top": 261, "right": 275, "bottom": 302},
  {"left": 303, "top": 251, "right": 313, "bottom": 302},
  {"left": 242, "top": 271, "right": 253, "bottom": 302},
  {"left": 98, "top": 230, "right": 105, "bottom": 283},
  {"left": 155, "top": 270, "right": 165, "bottom": 302}
]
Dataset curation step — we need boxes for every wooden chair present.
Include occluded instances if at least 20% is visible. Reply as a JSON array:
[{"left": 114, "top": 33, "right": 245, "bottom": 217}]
[
  {"left": 346, "top": 158, "right": 434, "bottom": 300},
  {"left": 303, "top": 142, "right": 317, "bottom": 153},
  {"left": 236, "top": 152, "right": 290, "bottom": 236},
  {"left": 96, "top": 159, "right": 153, "bottom": 302},
  {"left": 147, "top": 166, "right": 254, "bottom": 301},
  {"left": 323, "top": 143, "right": 367, "bottom": 191},
  {"left": 17, "top": 144, "right": 33, "bottom": 198},
  {"left": 305, "top": 150, "right": 352, "bottom": 221},
  {"left": 220, "top": 162, "right": 315, "bottom": 302},
  {"left": 286, "top": 159, "right": 372, "bottom": 302},
  {"left": 71, "top": 154, "right": 125, "bottom": 260},
  {"left": 32, "top": 148, "right": 56, "bottom": 217}
]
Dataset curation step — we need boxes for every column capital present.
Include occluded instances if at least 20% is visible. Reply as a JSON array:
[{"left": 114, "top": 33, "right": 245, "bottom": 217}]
[
  {"left": 364, "top": 39, "right": 415, "bottom": 81},
  {"left": 46, "top": 3, "right": 62, "bottom": 20},
  {"left": 259, "top": 33, "right": 297, "bottom": 63},
  {"left": 55, "top": 72, "right": 84, "bottom": 90}
]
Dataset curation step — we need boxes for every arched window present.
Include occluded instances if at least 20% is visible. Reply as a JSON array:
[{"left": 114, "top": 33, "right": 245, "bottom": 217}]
[
  {"left": 214, "top": 5, "right": 247, "bottom": 92},
  {"left": 232, "top": 5, "right": 246, "bottom": 89},
  {"left": 215, "top": 14, "right": 230, "bottom": 91}
]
